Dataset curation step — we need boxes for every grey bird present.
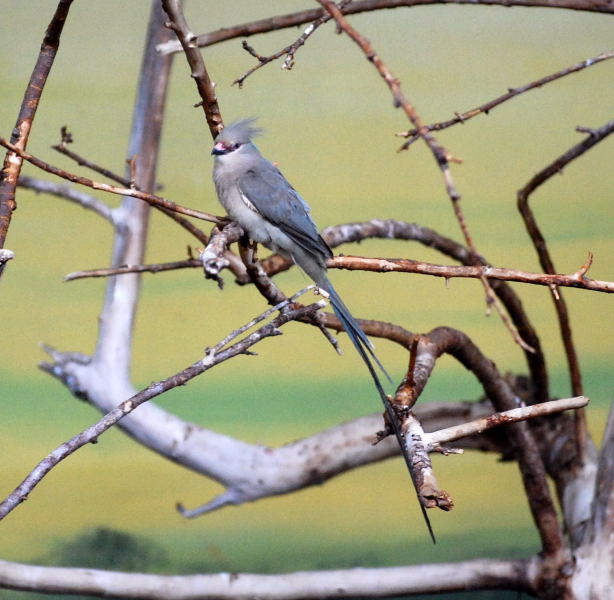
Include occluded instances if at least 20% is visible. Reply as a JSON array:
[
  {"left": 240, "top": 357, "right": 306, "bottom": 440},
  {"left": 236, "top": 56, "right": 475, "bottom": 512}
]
[{"left": 212, "top": 120, "right": 434, "bottom": 539}]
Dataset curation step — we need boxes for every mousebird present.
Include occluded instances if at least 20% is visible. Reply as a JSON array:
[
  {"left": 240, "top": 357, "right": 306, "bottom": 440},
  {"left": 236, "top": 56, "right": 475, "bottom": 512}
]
[{"left": 211, "top": 119, "right": 434, "bottom": 540}]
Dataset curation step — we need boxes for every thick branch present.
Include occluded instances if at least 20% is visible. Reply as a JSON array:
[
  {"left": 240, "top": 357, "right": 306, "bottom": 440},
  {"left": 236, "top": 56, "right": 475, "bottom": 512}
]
[{"left": 0, "top": 557, "right": 537, "bottom": 599}]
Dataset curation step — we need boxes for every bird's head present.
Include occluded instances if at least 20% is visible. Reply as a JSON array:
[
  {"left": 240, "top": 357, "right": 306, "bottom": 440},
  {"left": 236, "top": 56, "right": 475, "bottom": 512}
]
[{"left": 212, "top": 118, "right": 262, "bottom": 156}]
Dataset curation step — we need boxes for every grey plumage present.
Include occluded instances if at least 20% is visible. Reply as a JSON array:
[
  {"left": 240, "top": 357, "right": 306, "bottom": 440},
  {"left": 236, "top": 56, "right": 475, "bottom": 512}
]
[{"left": 212, "top": 120, "right": 434, "bottom": 540}]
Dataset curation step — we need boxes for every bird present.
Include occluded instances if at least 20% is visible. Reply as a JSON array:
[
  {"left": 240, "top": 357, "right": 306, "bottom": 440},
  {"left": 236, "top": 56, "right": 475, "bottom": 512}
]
[{"left": 211, "top": 119, "right": 434, "bottom": 540}]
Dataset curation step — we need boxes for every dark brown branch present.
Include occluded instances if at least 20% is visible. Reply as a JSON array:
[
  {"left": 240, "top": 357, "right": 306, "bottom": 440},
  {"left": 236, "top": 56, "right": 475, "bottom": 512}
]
[
  {"left": 0, "top": 0, "right": 73, "bottom": 269},
  {"left": 156, "top": 0, "right": 614, "bottom": 55},
  {"left": 517, "top": 117, "right": 614, "bottom": 462},
  {"left": 161, "top": 0, "right": 223, "bottom": 138},
  {"left": 415, "top": 328, "right": 570, "bottom": 583},
  {"left": 0, "top": 137, "right": 225, "bottom": 225},
  {"left": 0, "top": 301, "right": 324, "bottom": 522},
  {"left": 398, "top": 52, "right": 614, "bottom": 149}
]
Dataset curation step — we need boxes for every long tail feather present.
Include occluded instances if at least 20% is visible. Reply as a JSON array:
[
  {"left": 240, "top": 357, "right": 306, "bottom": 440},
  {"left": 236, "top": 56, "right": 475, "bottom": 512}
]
[{"left": 326, "top": 282, "right": 436, "bottom": 543}]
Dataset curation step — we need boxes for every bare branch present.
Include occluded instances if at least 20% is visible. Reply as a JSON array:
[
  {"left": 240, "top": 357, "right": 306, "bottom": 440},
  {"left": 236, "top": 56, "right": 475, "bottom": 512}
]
[
  {"left": 316, "top": 0, "right": 533, "bottom": 355},
  {"left": 66, "top": 248, "right": 614, "bottom": 293},
  {"left": 0, "top": 556, "right": 537, "bottom": 598},
  {"left": 0, "top": 301, "right": 324, "bottom": 522},
  {"left": 161, "top": 0, "right": 223, "bottom": 138},
  {"left": 232, "top": 7, "right": 334, "bottom": 88},
  {"left": 518, "top": 117, "right": 614, "bottom": 462},
  {"left": 0, "top": 137, "right": 224, "bottom": 225},
  {"left": 157, "top": 0, "right": 614, "bottom": 55},
  {"left": 51, "top": 126, "right": 130, "bottom": 185},
  {"left": 0, "top": 0, "right": 74, "bottom": 268},
  {"left": 398, "top": 52, "right": 614, "bottom": 148},
  {"left": 427, "top": 396, "right": 588, "bottom": 449}
]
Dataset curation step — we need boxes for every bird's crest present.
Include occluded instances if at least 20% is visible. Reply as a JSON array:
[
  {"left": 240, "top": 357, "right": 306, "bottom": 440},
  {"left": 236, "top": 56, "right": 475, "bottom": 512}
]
[{"left": 216, "top": 118, "right": 262, "bottom": 145}]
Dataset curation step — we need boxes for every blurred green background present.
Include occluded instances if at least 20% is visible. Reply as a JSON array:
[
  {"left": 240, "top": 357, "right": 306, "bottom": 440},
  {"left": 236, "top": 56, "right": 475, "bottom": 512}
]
[{"left": 1, "top": 1, "right": 612, "bottom": 597}]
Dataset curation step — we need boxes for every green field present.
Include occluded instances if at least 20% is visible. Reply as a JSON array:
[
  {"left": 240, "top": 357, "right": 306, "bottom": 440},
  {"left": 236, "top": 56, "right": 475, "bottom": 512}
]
[{"left": 1, "top": 1, "right": 613, "bottom": 597}]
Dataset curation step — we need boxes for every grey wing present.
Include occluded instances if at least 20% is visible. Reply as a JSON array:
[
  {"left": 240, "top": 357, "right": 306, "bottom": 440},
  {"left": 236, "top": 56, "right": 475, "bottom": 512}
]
[{"left": 238, "top": 163, "right": 332, "bottom": 261}]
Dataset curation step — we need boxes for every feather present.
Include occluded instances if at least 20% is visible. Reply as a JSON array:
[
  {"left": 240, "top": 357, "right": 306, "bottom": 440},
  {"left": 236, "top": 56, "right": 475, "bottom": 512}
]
[{"left": 217, "top": 118, "right": 262, "bottom": 145}]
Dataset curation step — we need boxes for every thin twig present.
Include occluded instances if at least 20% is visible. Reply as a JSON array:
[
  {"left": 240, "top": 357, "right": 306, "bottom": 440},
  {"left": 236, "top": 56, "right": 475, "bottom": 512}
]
[
  {"left": 51, "top": 126, "right": 129, "bottom": 184},
  {"left": 49, "top": 128, "right": 213, "bottom": 246},
  {"left": 0, "top": 137, "right": 225, "bottom": 225},
  {"left": 398, "top": 52, "right": 614, "bottom": 149},
  {"left": 0, "top": 302, "right": 324, "bottom": 521},
  {"left": 426, "top": 395, "right": 588, "bottom": 449},
  {"left": 233, "top": 8, "right": 333, "bottom": 88}
]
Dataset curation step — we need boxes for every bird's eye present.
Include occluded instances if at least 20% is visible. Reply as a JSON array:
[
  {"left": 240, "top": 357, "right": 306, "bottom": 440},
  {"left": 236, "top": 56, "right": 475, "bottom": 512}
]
[{"left": 230, "top": 142, "right": 241, "bottom": 151}]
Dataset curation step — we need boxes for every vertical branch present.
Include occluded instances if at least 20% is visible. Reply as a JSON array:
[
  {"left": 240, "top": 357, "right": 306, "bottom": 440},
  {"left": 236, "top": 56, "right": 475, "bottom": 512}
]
[
  {"left": 161, "top": 0, "right": 223, "bottom": 139},
  {"left": 517, "top": 118, "right": 614, "bottom": 461},
  {"left": 92, "top": 1, "right": 174, "bottom": 383},
  {"left": 0, "top": 0, "right": 73, "bottom": 272}
]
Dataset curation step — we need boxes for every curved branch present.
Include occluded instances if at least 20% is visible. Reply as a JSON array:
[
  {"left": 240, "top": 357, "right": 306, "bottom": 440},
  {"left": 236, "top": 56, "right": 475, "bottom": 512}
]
[
  {"left": 156, "top": 0, "right": 614, "bottom": 55},
  {"left": 17, "top": 174, "right": 114, "bottom": 223},
  {"left": 517, "top": 117, "right": 614, "bottom": 461}
]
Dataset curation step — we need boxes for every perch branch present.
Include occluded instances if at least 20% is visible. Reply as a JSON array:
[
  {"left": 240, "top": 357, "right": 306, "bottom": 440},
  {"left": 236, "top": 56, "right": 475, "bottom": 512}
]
[{"left": 61, "top": 251, "right": 614, "bottom": 293}]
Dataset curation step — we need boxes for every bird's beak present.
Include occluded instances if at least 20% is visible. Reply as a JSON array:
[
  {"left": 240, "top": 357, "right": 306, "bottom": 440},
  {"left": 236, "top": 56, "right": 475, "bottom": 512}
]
[{"left": 211, "top": 142, "right": 226, "bottom": 156}]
